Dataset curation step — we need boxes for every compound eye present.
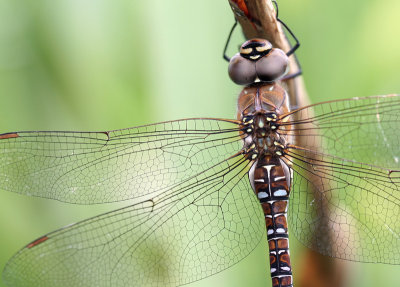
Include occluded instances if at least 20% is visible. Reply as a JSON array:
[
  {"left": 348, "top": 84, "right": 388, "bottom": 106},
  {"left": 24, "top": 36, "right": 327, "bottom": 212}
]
[
  {"left": 255, "top": 48, "right": 289, "bottom": 82},
  {"left": 228, "top": 53, "right": 257, "bottom": 85}
]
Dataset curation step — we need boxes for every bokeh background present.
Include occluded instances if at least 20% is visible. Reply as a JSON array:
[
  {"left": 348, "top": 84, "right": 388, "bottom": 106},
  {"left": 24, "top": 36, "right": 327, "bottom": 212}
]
[{"left": 0, "top": 0, "right": 399, "bottom": 286}]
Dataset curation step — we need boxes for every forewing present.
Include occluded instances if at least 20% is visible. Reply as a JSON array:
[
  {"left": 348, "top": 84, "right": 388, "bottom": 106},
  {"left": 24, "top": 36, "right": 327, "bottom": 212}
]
[
  {"left": 0, "top": 118, "right": 241, "bottom": 204},
  {"left": 283, "top": 94, "right": 400, "bottom": 167},
  {"left": 2, "top": 154, "right": 264, "bottom": 287}
]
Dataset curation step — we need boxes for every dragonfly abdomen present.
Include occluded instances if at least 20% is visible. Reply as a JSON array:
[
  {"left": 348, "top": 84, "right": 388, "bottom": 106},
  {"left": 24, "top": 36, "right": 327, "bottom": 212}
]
[{"left": 249, "top": 155, "right": 293, "bottom": 287}]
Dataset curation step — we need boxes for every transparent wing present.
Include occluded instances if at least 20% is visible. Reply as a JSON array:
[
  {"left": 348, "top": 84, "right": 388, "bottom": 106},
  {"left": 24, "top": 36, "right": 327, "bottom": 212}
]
[
  {"left": 282, "top": 94, "right": 400, "bottom": 167},
  {"left": 2, "top": 154, "right": 265, "bottom": 287},
  {"left": 0, "top": 118, "right": 242, "bottom": 204},
  {"left": 282, "top": 95, "right": 400, "bottom": 264}
]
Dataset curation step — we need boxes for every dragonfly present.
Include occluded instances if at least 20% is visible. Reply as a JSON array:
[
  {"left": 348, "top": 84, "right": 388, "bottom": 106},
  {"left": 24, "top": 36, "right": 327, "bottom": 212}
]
[{"left": 1, "top": 19, "right": 400, "bottom": 287}]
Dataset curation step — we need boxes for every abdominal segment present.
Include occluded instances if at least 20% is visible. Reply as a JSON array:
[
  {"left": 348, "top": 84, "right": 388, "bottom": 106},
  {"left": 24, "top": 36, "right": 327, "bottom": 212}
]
[{"left": 249, "top": 155, "right": 293, "bottom": 287}]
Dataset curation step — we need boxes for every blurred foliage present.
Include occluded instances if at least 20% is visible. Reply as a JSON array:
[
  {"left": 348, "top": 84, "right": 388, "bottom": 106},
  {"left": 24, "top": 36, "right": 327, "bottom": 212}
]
[{"left": 0, "top": 0, "right": 399, "bottom": 286}]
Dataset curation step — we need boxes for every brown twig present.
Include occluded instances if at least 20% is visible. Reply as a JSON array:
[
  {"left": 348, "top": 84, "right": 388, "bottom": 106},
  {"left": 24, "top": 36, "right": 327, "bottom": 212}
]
[{"left": 227, "top": 1, "right": 349, "bottom": 287}]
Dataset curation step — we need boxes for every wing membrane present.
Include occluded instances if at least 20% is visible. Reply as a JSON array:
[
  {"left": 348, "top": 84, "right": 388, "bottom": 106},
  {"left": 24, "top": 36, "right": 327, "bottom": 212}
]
[
  {"left": 282, "top": 95, "right": 400, "bottom": 263},
  {"left": 282, "top": 94, "right": 400, "bottom": 168},
  {"left": 0, "top": 118, "right": 242, "bottom": 204},
  {"left": 3, "top": 154, "right": 264, "bottom": 287}
]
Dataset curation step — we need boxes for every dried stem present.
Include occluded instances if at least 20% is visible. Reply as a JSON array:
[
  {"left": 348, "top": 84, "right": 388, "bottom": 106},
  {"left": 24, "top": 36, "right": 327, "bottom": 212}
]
[{"left": 227, "top": 1, "right": 349, "bottom": 287}]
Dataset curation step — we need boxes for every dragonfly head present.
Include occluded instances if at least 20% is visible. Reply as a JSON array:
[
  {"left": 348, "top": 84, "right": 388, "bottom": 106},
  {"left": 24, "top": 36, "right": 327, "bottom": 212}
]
[{"left": 228, "top": 39, "right": 289, "bottom": 85}]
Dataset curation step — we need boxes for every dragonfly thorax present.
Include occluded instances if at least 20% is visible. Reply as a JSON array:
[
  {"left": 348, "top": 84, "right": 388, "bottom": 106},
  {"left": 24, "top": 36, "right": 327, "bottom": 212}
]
[
  {"left": 242, "top": 112, "right": 286, "bottom": 160},
  {"left": 237, "top": 82, "right": 291, "bottom": 161}
]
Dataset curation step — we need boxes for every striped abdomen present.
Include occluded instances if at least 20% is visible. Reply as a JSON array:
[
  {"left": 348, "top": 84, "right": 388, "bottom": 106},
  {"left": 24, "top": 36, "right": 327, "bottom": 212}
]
[{"left": 249, "top": 155, "right": 293, "bottom": 287}]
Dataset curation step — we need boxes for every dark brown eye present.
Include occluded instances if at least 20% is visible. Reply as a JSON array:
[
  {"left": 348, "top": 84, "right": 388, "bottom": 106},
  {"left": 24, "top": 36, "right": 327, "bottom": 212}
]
[
  {"left": 228, "top": 53, "right": 257, "bottom": 85},
  {"left": 255, "top": 48, "right": 289, "bottom": 82}
]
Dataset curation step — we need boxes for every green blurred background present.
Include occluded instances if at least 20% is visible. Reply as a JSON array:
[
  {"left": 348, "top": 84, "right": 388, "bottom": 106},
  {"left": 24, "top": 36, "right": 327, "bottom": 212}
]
[{"left": 0, "top": 0, "right": 399, "bottom": 286}]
